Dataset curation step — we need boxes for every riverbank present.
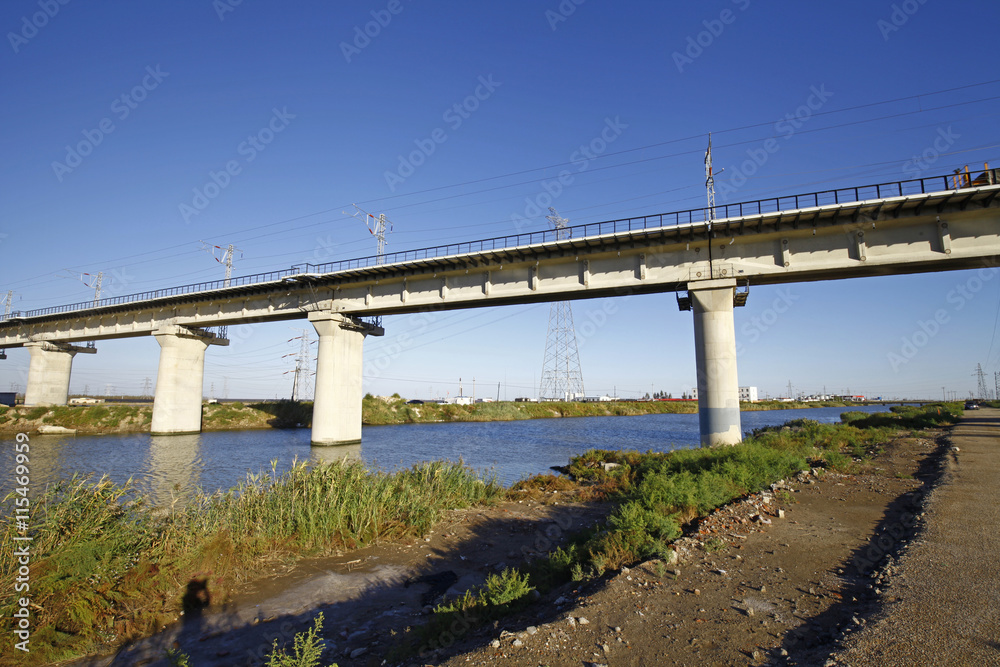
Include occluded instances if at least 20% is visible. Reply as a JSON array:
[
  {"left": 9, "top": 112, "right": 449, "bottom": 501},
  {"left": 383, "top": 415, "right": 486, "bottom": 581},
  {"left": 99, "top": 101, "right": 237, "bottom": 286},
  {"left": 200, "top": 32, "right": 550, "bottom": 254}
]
[
  {"left": 0, "top": 404, "right": 962, "bottom": 665},
  {"left": 0, "top": 397, "right": 865, "bottom": 436}
]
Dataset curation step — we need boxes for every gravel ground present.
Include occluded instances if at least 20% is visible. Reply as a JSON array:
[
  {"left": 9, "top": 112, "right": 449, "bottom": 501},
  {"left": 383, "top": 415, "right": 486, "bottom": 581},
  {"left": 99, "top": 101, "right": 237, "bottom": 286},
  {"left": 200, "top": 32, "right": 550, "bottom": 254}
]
[{"left": 831, "top": 408, "right": 1000, "bottom": 666}]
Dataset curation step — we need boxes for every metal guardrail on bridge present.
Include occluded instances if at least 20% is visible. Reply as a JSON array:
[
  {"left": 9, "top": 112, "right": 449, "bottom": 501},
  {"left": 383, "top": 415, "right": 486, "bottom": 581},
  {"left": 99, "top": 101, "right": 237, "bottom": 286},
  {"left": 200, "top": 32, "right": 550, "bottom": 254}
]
[{"left": 3, "top": 170, "right": 997, "bottom": 321}]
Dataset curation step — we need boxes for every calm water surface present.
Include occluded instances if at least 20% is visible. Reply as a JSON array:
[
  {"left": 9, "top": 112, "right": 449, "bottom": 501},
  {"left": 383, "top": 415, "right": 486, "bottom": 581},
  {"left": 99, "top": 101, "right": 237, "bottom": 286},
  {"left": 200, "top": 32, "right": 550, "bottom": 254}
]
[{"left": 0, "top": 406, "right": 891, "bottom": 506}]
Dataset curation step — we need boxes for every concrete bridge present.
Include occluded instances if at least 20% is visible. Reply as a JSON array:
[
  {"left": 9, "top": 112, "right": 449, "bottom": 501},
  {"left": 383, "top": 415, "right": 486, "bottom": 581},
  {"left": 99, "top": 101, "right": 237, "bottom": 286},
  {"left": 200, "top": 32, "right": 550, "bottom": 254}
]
[{"left": 2, "top": 171, "right": 999, "bottom": 446}]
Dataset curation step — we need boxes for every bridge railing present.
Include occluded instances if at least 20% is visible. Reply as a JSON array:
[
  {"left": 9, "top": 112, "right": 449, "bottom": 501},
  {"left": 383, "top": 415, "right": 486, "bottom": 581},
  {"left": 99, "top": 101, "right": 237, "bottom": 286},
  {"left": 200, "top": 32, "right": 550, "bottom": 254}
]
[{"left": 3, "top": 170, "right": 994, "bottom": 322}]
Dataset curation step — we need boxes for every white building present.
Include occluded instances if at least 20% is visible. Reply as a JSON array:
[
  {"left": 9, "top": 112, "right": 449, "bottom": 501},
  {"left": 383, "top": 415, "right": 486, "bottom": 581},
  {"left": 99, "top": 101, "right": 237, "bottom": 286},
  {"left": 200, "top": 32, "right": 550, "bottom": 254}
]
[{"left": 691, "top": 386, "right": 758, "bottom": 402}]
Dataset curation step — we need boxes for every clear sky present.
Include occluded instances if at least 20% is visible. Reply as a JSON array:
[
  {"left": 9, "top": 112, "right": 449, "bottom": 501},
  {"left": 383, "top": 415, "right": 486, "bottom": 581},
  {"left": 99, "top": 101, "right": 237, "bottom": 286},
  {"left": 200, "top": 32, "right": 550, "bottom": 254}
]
[{"left": 1, "top": 0, "right": 999, "bottom": 402}]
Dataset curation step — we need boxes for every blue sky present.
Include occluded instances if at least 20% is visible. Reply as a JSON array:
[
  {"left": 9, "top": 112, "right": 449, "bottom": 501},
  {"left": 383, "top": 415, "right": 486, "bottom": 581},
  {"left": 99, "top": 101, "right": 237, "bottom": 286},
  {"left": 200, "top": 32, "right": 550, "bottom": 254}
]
[{"left": 1, "top": 0, "right": 999, "bottom": 401}]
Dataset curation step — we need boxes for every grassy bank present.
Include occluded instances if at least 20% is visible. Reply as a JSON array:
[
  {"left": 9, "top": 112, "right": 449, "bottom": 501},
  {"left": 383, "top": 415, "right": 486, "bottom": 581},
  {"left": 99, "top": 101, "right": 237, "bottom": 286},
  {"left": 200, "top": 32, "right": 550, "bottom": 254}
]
[
  {"left": 360, "top": 395, "right": 860, "bottom": 425},
  {"left": 400, "top": 403, "right": 962, "bottom": 654},
  {"left": 0, "top": 460, "right": 504, "bottom": 666},
  {"left": 0, "top": 397, "right": 865, "bottom": 436}
]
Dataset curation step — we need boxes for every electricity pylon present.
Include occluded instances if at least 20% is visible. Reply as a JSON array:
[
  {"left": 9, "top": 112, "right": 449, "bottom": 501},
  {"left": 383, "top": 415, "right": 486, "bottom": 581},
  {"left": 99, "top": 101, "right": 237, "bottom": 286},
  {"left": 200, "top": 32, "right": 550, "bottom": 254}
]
[
  {"left": 975, "top": 363, "right": 988, "bottom": 400},
  {"left": 538, "top": 208, "right": 585, "bottom": 401},
  {"left": 283, "top": 330, "right": 315, "bottom": 401}
]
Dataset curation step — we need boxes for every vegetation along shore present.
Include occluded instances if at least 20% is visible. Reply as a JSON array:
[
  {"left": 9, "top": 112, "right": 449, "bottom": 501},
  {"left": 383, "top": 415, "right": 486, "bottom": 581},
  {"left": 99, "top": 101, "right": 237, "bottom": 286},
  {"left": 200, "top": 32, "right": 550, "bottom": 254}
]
[
  {"left": 0, "top": 395, "right": 869, "bottom": 436},
  {"left": 0, "top": 403, "right": 962, "bottom": 665}
]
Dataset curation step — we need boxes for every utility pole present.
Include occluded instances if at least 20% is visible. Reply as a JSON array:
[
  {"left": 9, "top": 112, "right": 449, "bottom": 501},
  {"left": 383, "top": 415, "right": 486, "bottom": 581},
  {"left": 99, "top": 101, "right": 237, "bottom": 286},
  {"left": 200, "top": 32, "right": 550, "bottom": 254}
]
[
  {"left": 345, "top": 204, "right": 393, "bottom": 328},
  {"left": 345, "top": 204, "right": 392, "bottom": 264},
  {"left": 66, "top": 271, "right": 103, "bottom": 305},
  {"left": 200, "top": 242, "right": 243, "bottom": 287},
  {"left": 705, "top": 133, "right": 723, "bottom": 222}
]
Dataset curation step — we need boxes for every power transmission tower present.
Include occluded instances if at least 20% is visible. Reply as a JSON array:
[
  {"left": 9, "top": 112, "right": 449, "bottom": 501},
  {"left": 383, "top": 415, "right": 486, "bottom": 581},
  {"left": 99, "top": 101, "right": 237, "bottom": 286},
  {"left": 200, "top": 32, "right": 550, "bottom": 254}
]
[
  {"left": 995, "top": 372, "right": 999, "bottom": 402},
  {"left": 283, "top": 330, "right": 315, "bottom": 401},
  {"left": 142, "top": 377, "right": 152, "bottom": 397},
  {"left": 975, "top": 363, "right": 988, "bottom": 400},
  {"left": 538, "top": 208, "right": 585, "bottom": 401}
]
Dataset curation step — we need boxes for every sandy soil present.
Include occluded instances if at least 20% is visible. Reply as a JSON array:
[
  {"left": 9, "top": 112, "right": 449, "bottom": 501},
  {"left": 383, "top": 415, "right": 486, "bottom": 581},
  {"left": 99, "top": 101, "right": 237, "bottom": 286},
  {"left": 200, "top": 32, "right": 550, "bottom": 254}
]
[{"left": 62, "top": 426, "right": 956, "bottom": 667}]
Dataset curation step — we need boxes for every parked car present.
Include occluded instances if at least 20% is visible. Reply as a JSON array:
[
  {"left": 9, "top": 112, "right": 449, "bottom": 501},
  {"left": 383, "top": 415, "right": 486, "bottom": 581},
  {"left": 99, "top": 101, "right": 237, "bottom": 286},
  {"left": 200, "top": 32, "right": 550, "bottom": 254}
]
[
  {"left": 406, "top": 399, "right": 424, "bottom": 405},
  {"left": 964, "top": 400, "right": 980, "bottom": 410}
]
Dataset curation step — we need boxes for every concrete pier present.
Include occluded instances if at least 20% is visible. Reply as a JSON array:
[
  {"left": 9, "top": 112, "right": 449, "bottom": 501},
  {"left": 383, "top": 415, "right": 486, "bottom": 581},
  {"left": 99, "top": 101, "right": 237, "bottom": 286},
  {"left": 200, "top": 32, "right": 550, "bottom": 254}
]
[
  {"left": 691, "top": 279, "right": 742, "bottom": 446},
  {"left": 310, "top": 312, "right": 382, "bottom": 446},
  {"left": 151, "top": 326, "right": 227, "bottom": 435},
  {"left": 24, "top": 341, "right": 96, "bottom": 406}
]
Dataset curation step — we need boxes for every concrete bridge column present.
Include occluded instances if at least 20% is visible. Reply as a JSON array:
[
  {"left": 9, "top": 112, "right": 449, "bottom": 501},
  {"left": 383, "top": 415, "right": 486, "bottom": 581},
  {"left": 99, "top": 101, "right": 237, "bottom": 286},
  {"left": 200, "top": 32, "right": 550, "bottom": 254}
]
[
  {"left": 151, "top": 326, "right": 228, "bottom": 435},
  {"left": 690, "top": 278, "right": 742, "bottom": 447},
  {"left": 309, "top": 312, "right": 383, "bottom": 446},
  {"left": 24, "top": 341, "right": 96, "bottom": 406}
]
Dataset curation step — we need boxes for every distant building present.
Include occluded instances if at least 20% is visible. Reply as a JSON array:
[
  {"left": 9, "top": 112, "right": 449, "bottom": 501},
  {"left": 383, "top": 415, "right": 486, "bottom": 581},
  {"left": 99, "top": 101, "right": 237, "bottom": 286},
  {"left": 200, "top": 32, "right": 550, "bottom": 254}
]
[
  {"left": 691, "top": 386, "right": 758, "bottom": 402},
  {"left": 514, "top": 397, "right": 537, "bottom": 403},
  {"left": 451, "top": 395, "right": 473, "bottom": 406}
]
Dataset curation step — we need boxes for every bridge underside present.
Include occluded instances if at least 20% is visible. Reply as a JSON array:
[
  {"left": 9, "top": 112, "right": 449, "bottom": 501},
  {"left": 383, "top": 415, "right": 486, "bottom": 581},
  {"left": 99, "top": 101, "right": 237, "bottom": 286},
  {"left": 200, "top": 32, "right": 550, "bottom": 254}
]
[{"left": 2, "top": 184, "right": 999, "bottom": 446}]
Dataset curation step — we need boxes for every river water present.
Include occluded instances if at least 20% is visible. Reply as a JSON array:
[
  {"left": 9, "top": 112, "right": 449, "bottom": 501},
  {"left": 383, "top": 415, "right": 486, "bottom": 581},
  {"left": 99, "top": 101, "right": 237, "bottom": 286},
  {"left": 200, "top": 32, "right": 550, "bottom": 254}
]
[{"left": 0, "top": 406, "right": 891, "bottom": 506}]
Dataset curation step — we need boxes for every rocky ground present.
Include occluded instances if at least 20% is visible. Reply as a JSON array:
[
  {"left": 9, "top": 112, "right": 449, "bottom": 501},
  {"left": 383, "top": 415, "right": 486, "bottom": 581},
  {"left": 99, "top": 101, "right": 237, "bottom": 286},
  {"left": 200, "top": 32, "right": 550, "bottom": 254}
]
[{"left": 62, "top": 426, "right": 956, "bottom": 667}]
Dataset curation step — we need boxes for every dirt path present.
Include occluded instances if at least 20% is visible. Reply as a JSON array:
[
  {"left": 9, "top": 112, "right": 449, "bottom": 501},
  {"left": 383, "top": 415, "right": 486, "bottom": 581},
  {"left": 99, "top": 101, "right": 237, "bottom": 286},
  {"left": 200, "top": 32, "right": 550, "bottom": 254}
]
[
  {"left": 434, "top": 432, "right": 949, "bottom": 666},
  {"left": 831, "top": 408, "right": 1000, "bottom": 665}
]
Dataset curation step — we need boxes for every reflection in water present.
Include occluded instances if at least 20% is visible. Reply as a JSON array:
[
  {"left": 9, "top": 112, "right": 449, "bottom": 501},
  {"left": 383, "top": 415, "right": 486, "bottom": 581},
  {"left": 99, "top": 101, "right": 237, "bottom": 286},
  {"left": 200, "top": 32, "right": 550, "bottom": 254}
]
[
  {"left": 19, "top": 434, "right": 70, "bottom": 494},
  {"left": 310, "top": 443, "right": 361, "bottom": 466},
  {"left": 146, "top": 434, "right": 203, "bottom": 507}
]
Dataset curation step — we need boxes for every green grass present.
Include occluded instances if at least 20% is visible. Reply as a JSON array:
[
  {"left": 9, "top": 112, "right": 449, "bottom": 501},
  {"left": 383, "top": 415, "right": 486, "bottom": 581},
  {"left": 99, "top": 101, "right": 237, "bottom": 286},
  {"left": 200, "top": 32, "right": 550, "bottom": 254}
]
[{"left": 0, "top": 460, "right": 503, "bottom": 665}]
